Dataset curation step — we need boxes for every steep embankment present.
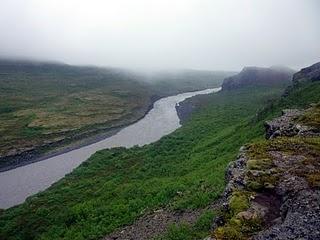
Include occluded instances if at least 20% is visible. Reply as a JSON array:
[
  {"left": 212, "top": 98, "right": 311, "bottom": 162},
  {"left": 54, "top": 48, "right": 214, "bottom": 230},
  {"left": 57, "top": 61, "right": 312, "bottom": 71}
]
[
  {"left": 177, "top": 65, "right": 295, "bottom": 124},
  {"left": 212, "top": 106, "right": 320, "bottom": 239},
  {"left": 210, "top": 62, "right": 320, "bottom": 240}
]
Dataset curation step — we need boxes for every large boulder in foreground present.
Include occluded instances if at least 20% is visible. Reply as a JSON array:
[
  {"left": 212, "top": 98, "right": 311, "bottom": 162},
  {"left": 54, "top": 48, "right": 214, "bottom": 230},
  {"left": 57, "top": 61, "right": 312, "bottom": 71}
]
[{"left": 222, "top": 66, "right": 295, "bottom": 91}]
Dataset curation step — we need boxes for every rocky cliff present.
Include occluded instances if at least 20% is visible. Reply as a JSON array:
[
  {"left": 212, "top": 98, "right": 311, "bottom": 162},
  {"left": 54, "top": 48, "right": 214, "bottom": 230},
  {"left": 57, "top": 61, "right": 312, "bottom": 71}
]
[
  {"left": 292, "top": 62, "right": 320, "bottom": 84},
  {"left": 222, "top": 67, "right": 295, "bottom": 91},
  {"left": 210, "top": 104, "right": 320, "bottom": 239}
]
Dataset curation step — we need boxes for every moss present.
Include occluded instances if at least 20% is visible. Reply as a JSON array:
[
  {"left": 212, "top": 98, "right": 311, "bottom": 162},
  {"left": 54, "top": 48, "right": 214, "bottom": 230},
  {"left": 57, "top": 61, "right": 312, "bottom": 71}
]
[
  {"left": 215, "top": 224, "right": 245, "bottom": 240},
  {"left": 306, "top": 172, "right": 320, "bottom": 188},
  {"left": 245, "top": 170, "right": 278, "bottom": 192},
  {"left": 246, "top": 181, "right": 263, "bottom": 191},
  {"left": 246, "top": 158, "right": 273, "bottom": 171},
  {"left": 214, "top": 215, "right": 262, "bottom": 240},
  {"left": 229, "top": 191, "right": 250, "bottom": 215},
  {"left": 298, "top": 103, "right": 320, "bottom": 128},
  {"left": 246, "top": 143, "right": 269, "bottom": 160}
]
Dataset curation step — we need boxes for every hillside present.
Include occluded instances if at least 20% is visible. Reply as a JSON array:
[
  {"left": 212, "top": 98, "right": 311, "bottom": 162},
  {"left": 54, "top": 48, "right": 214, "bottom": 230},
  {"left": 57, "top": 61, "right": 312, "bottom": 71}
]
[
  {"left": 222, "top": 66, "right": 295, "bottom": 91},
  {"left": 212, "top": 107, "right": 320, "bottom": 240},
  {"left": 0, "top": 60, "right": 153, "bottom": 170},
  {"left": 0, "top": 60, "right": 226, "bottom": 171},
  {"left": 0, "top": 62, "right": 319, "bottom": 240},
  {"left": 210, "top": 62, "right": 320, "bottom": 239}
]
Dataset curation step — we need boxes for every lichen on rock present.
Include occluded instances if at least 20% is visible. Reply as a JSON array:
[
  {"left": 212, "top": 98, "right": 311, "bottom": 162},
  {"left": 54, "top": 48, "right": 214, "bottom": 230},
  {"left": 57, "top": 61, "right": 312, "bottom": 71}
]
[{"left": 212, "top": 104, "right": 320, "bottom": 240}]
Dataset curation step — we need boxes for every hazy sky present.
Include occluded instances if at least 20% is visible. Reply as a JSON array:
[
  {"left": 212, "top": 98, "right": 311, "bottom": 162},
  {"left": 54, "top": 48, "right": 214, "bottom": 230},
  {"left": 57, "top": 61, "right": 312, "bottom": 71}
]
[{"left": 0, "top": 0, "right": 319, "bottom": 71}]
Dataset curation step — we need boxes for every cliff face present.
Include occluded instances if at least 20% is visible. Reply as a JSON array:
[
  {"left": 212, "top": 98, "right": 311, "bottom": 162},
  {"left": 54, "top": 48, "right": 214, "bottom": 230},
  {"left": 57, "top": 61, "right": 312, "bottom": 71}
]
[
  {"left": 222, "top": 67, "right": 294, "bottom": 91},
  {"left": 211, "top": 104, "right": 320, "bottom": 240},
  {"left": 292, "top": 62, "right": 320, "bottom": 84}
]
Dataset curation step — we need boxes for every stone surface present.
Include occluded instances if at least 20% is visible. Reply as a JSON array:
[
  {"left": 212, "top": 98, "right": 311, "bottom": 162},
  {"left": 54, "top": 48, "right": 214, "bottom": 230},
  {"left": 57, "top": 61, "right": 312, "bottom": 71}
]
[
  {"left": 264, "top": 109, "right": 319, "bottom": 139},
  {"left": 293, "top": 62, "right": 320, "bottom": 84}
]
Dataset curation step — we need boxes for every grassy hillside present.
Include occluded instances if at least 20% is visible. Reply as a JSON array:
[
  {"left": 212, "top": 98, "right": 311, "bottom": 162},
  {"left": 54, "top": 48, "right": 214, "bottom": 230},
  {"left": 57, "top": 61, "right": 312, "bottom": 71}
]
[
  {"left": 0, "top": 85, "right": 288, "bottom": 240},
  {"left": 0, "top": 60, "right": 227, "bottom": 170},
  {"left": 0, "top": 60, "right": 154, "bottom": 169}
]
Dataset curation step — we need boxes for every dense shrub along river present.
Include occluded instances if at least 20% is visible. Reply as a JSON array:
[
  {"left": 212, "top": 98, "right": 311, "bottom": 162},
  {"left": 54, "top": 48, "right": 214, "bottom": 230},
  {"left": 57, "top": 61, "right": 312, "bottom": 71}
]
[{"left": 0, "top": 88, "right": 220, "bottom": 209}]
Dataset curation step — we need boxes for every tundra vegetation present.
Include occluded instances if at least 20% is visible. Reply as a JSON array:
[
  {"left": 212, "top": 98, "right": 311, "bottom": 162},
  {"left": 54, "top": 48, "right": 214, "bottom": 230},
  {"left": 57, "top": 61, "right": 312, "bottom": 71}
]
[
  {"left": 0, "top": 62, "right": 319, "bottom": 240},
  {"left": 0, "top": 60, "right": 227, "bottom": 170}
]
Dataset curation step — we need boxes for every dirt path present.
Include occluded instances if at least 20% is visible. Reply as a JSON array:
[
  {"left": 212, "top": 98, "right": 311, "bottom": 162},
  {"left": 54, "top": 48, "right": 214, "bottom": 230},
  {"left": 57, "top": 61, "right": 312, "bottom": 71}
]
[{"left": 104, "top": 200, "right": 222, "bottom": 240}]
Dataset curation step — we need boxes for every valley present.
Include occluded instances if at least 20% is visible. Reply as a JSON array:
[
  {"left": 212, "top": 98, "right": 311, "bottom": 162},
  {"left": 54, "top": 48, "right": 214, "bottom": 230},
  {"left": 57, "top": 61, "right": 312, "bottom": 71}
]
[
  {"left": 0, "top": 60, "right": 229, "bottom": 171},
  {"left": 1, "top": 1, "right": 318, "bottom": 239},
  {"left": 0, "top": 61, "right": 319, "bottom": 240}
]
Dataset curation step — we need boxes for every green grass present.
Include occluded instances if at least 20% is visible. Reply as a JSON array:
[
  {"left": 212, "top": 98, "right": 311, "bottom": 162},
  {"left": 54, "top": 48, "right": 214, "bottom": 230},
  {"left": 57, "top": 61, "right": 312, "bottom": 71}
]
[
  {"left": 0, "top": 85, "right": 288, "bottom": 240},
  {"left": 255, "top": 81, "right": 320, "bottom": 122},
  {"left": 154, "top": 210, "right": 216, "bottom": 240}
]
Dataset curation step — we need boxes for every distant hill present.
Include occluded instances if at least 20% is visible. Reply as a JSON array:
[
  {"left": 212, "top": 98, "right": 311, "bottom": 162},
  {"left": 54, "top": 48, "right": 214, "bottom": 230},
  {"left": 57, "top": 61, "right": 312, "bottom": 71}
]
[
  {"left": 222, "top": 66, "right": 295, "bottom": 90},
  {"left": 0, "top": 59, "right": 155, "bottom": 170},
  {"left": 141, "top": 69, "right": 236, "bottom": 95}
]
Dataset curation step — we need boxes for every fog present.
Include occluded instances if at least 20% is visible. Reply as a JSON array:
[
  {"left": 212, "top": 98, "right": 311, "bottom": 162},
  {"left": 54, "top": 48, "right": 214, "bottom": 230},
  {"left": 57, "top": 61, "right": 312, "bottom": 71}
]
[{"left": 0, "top": 0, "right": 319, "bottom": 71}]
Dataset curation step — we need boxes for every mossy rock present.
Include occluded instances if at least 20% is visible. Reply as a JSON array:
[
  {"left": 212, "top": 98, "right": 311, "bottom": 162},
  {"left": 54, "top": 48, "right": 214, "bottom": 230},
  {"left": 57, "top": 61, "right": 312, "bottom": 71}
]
[
  {"left": 245, "top": 169, "right": 279, "bottom": 191},
  {"left": 246, "top": 180, "right": 263, "bottom": 191},
  {"left": 214, "top": 214, "right": 262, "bottom": 240},
  {"left": 215, "top": 224, "right": 246, "bottom": 240},
  {"left": 246, "top": 158, "right": 273, "bottom": 171},
  {"left": 298, "top": 103, "right": 320, "bottom": 128},
  {"left": 307, "top": 172, "right": 320, "bottom": 188},
  {"left": 229, "top": 191, "right": 251, "bottom": 215}
]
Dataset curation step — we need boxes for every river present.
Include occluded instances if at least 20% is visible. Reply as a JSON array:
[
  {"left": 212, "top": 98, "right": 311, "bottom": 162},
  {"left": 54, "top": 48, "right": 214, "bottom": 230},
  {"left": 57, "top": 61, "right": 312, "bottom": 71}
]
[{"left": 0, "top": 88, "right": 220, "bottom": 209}]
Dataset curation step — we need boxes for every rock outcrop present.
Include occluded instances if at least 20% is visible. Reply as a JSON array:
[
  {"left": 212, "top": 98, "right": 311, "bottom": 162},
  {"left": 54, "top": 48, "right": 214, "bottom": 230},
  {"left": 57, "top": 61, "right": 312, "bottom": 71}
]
[
  {"left": 292, "top": 62, "right": 320, "bottom": 84},
  {"left": 211, "top": 104, "right": 320, "bottom": 240},
  {"left": 222, "top": 67, "right": 294, "bottom": 91},
  {"left": 264, "top": 108, "right": 319, "bottom": 139}
]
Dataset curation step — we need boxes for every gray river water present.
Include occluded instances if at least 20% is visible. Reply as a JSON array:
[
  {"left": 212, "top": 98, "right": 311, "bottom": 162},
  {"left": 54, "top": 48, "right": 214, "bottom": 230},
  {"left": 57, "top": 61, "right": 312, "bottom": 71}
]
[{"left": 0, "top": 88, "right": 220, "bottom": 209}]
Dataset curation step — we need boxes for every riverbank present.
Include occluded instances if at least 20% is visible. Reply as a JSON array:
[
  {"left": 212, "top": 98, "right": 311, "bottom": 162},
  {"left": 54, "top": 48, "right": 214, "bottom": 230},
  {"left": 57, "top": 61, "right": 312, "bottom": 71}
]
[
  {"left": 0, "top": 88, "right": 216, "bottom": 209},
  {"left": 1, "top": 88, "right": 220, "bottom": 173},
  {"left": 0, "top": 96, "right": 158, "bottom": 173},
  {"left": 176, "top": 89, "right": 221, "bottom": 124}
]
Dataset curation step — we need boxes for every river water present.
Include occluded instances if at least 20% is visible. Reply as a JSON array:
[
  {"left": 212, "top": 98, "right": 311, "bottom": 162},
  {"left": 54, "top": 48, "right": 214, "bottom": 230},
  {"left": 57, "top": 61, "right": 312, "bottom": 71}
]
[{"left": 0, "top": 88, "right": 220, "bottom": 209}]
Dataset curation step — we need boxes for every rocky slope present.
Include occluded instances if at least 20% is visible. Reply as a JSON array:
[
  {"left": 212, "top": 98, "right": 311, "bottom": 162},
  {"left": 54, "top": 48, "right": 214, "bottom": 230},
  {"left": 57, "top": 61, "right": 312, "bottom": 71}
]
[
  {"left": 210, "top": 104, "right": 320, "bottom": 239},
  {"left": 222, "top": 66, "right": 294, "bottom": 91},
  {"left": 292, "top": 62, "right": 320, "bottom": 84}
]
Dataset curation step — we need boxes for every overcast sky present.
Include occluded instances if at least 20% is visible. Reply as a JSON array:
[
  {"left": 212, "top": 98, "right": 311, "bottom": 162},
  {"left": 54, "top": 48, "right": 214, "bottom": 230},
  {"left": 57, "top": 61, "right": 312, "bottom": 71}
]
[{"left": 0, "top": 0, "right": 319, "bottom": 71}]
